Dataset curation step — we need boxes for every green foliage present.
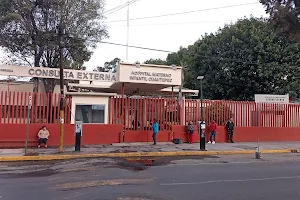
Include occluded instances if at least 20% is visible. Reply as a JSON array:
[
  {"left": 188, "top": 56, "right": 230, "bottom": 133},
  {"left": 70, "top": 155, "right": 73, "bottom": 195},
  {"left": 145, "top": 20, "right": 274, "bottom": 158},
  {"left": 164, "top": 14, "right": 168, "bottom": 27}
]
[
  {"left": 94, "top": 58, "right": 120, "bottom": 72},
  {"left": 260, "top": 0, "right": 300, "bottom": 40},
  {"left": 144, "top": 58, "right": 168, "bottom": 65},
  {"left": 0, "top": 0, "right": 108, "bottom": 91},
  {"left": 146, "top": 17, "right": 300, "bottom": 100}
]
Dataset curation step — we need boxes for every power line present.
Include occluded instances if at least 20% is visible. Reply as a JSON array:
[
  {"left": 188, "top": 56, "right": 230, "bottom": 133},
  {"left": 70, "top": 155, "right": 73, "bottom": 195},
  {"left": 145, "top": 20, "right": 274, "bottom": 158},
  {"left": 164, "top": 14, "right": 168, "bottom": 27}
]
[
  {"left": 105, "top": 0, "right": 142, "bottom": 15},
  {"left": 100, "top": 41, "right": 172, "bottom": 53},
  {"left": 104, "top": 0, "right": 128, "bottom": 13},
  {"left": 4, "top": 33, "right": 298, "bottom": 68},
  {"left": 105, "top": 2, "right": 260, "bottom": 23},
  {"left": 98, "top": 41, "right": 300, "bottom": 68},
  {"left": 108, "top": 19, "right": 236, "bottom": 27}
]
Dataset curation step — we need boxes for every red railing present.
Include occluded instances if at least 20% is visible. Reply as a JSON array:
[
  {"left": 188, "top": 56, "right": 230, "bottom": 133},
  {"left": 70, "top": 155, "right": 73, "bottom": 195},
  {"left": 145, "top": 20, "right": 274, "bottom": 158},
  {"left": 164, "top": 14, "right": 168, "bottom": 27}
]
[
  {"left": 110, "top": 97, "right": 300, "bottom": 128},
  {"left": 2, "top": 91, "right": 299, "bottom": 128},
  {"left": 109, "top": 97, "right": 180, "bottom": 131},
  {"left": 184, "top": 99, "right": 300, "bottom": 127},
  {"left": 0, "top": 91, "right": 72, "bottom": 124}
]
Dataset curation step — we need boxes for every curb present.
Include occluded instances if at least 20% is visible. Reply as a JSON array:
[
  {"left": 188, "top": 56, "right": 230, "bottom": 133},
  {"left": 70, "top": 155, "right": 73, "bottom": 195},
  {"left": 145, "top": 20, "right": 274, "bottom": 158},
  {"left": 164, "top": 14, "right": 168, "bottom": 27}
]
[{"left": 0, "top": 149, "right": 298, "bottom": 162}]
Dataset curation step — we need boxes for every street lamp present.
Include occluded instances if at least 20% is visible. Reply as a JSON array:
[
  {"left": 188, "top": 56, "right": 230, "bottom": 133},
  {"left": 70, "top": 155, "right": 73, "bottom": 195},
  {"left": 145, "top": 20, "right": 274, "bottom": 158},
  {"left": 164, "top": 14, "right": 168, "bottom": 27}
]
[{"left": 197, "top": 76, "right": 206, "bottom": 151}]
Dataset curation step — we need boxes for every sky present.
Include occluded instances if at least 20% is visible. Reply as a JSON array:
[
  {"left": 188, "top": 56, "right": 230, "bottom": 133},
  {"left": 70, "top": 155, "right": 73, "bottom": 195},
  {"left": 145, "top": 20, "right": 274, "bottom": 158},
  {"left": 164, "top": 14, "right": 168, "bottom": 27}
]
[
  {"left": 84, "top": 0, "right": 268, "bottom": 71},
  {"left": 0, "top": 0, "right": 268, "bottom": 75}
]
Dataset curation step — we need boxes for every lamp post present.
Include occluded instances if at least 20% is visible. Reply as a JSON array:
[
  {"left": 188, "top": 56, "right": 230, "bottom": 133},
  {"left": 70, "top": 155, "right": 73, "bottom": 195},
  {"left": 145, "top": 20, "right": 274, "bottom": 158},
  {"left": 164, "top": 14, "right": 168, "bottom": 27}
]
[{"left": 197, "top": 76, "right": 206, "bottom": 151}]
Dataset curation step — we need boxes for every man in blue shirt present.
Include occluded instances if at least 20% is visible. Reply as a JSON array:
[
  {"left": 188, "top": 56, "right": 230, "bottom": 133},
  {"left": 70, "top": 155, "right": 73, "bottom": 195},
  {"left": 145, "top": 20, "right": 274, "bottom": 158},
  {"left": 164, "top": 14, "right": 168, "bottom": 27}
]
[{"left": 152, "top": 118, "right": 159, "bottom": 145}]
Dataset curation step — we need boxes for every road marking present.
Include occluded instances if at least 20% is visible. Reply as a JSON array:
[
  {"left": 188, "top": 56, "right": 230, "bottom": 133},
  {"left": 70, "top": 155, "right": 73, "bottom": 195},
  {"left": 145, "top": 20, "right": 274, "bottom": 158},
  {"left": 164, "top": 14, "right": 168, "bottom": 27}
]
[
  {"left": 160, "top": 175, "right": 300, "bottom": 186},
  {"left": 56, "top": 178, "right": 155, "bottom": 190},
  {"left": 63, "top": 192, "right": 87, "bottom": 200},
  {"left": 172, "top": 161, "right": 263, "bottom": 165},
  {"left": 61, "top": 167, "right": 96, "bottom": 172}
]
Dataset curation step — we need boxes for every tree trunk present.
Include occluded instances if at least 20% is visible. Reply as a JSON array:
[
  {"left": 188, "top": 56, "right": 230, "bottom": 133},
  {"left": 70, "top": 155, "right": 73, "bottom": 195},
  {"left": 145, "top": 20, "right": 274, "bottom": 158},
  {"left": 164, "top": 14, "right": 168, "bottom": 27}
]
[{"left": 42, "top": 78, "right": 56, "bottom": 123}]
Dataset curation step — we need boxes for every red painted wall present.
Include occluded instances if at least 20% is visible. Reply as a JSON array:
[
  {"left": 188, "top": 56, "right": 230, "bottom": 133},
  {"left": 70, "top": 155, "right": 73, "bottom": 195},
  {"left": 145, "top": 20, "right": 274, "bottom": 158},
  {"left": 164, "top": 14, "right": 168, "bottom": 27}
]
[
  {"left": 0, "top": 124, "right": 123, "bottom": 148},
  {"left": 1, "top": 124, "right": 300, "bottom": 148},
  {"left": 234, "top": 127, "right": 300, "bottom": 142},
  {"left": 80, "top": 124, "right": 123, "bottom": 145},
  {"left": 171, "top": 125, "right": 229, "bottom": 143},
  {"left": 172, "top": 125, "right": 200, "bottom": 143},
  {"left": 124, "top": 130, "right": 171, "bottom": 142},
  {"left": 171, "top": 126, "right": 300, "bottom": 143}
]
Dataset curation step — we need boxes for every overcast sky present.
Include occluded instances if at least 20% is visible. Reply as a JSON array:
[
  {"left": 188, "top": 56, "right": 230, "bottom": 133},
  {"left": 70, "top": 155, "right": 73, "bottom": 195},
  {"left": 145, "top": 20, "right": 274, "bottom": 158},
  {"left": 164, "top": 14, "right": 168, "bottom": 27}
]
[
  {"left": 0, "top": 0, "right": 268, "bottom": 75},
  {"left": 84, "top": 0, "right": 268, "bottom": 71}
]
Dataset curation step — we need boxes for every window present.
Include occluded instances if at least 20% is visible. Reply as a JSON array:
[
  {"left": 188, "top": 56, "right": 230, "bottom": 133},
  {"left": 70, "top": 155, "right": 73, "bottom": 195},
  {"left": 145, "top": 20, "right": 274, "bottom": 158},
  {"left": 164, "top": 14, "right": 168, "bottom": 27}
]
[{"left": 75, "top": 104, "right": 105, "bottom": 124}]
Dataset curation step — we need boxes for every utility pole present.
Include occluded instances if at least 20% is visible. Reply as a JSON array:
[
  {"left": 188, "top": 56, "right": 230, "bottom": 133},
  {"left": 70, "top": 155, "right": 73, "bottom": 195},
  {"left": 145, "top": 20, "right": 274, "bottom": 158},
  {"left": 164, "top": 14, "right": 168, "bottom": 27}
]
[
  {"left": 126, "top": 0, "right": 129, "bottom": 61},
  {"left": 58, "top": 22, "right": 65, "bottom": 153}
]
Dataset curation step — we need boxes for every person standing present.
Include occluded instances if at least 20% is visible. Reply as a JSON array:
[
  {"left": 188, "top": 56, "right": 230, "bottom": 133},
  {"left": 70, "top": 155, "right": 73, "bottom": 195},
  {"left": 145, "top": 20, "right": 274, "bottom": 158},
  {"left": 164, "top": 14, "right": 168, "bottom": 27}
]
[
  {"left": 208, "top": 120, "right": 217, "bottom": 144},
  {"left": 37, "top": 126, "right": 50, "bottom": 148},
  {"left": 186, "top": 121, "right": 194, "bottom": 144},
  {"left": 226, "top": 118, "right": 235, "bottom": 143},
  {"left": 152, "top": 118, "right": 159, "bottom": 145}
]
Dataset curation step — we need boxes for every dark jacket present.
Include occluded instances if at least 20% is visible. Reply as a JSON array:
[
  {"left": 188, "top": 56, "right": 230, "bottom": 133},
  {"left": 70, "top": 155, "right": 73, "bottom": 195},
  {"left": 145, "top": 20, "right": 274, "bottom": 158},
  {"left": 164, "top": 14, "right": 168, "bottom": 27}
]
[
  {"left": 186, "top": 124, "right": 194, "bottom": 134},
  {"left": 226, "top": 121, "right": 234, "bottom": 130}
]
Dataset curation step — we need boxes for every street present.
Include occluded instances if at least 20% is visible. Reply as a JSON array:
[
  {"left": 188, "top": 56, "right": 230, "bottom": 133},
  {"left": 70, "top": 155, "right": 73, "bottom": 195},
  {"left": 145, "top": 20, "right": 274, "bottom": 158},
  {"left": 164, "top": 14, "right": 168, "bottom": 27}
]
[{"left": 1, "top": 154, "right": 300, "bottom": 200}]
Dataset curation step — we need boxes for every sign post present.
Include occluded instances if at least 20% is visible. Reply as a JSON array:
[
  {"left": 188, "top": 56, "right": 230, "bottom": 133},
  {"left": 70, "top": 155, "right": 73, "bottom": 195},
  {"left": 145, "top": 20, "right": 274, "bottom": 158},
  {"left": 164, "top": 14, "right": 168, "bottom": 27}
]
[
  {"left": 24, "top": 96, "right": 32, "bottom": 155},
  {"left": 199, "top": 121, "right": 206, "bottom": 151},
  {"left": 74, "top": 121, "right": 83, "bottom": 152}
]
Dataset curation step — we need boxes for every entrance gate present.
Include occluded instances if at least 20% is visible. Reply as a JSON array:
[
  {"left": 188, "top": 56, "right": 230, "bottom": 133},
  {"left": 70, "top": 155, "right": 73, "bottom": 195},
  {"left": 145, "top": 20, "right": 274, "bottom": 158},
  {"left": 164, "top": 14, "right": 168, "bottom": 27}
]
[{"left": 109, "top": 97, "right": 181, "bottom": 142}]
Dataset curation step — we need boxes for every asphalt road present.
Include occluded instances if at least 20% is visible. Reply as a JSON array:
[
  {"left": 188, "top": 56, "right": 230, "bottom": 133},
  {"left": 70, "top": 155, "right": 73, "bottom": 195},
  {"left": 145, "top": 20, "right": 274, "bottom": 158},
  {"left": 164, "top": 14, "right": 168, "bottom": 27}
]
[{"left": 1, "top": 154, "right": 300, "bottom": 200}]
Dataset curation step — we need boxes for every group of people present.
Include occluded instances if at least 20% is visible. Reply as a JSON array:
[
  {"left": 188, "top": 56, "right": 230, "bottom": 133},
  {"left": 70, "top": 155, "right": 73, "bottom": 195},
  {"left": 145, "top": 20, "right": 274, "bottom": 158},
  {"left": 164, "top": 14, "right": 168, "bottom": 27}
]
[
  {"left": 186, "top": 118, "right": 235, "bottom": 144},
  {"left": 36, "top": 118, "right": 235, "bottom": 147}
]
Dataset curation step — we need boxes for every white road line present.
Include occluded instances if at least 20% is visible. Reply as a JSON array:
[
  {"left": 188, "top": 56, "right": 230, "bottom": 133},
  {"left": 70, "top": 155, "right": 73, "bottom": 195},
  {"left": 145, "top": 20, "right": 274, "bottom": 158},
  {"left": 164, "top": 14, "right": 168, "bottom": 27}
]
[
  {"left": 160, "top": 175, "right": 300, "bottom": 186},
  {"left": 172, "top": 161, "right": 262, "bottom": 165}
]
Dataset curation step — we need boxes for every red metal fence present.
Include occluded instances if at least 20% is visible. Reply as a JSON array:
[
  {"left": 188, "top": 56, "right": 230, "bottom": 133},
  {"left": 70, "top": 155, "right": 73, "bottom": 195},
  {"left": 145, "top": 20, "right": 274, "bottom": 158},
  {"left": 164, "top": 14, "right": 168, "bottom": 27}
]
[
  {"left": 184, "top": 99, "right": 300, "bottom": 127},
  {"left": 110, "top": 97, "right": 300, "bottom": 128},
  {"left": 0, "top": 91, "right": 72, "bottom": 124},
  {"left": 109, "top": 97, "right": 180, "bottom": 131},
  {"left": 1, "top": 91, "right": 299, "bottom": 128}
]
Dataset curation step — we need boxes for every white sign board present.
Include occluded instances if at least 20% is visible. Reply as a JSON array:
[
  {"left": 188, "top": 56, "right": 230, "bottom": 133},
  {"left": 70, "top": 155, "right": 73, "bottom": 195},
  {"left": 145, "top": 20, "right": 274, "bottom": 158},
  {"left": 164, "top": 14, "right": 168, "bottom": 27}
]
[
  {"left": 117, "top": 63, "right": 182, "bottom": 86},
  {"left": 255, "top": 94, "right": 289, "bottom": 104},
  {"left": 75, "top": 121, "right": 83, "bottom": 136},
  {"left": 0, "top": 65, "right": 117, "bottom": 82}
]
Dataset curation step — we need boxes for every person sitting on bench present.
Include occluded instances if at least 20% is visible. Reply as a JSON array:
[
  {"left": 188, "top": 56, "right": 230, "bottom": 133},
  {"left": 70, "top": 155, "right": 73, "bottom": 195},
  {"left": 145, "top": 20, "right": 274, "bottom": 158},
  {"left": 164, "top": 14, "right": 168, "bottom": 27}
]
[{"left": 37, "top": 126, "right": 50, "bottom": 148}]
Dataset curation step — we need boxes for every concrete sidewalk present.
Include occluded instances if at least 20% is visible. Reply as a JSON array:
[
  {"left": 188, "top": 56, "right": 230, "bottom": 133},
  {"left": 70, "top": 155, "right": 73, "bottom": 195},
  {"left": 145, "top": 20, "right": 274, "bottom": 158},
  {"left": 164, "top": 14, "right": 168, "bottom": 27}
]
[{"left": 0, "top": 142, "right": 299, "bottom": 161}]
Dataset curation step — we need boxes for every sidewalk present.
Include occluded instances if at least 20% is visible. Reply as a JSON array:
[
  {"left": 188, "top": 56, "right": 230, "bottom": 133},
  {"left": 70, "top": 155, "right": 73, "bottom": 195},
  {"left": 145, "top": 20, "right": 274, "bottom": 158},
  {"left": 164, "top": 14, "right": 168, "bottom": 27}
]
[{"left": 0, "top": 142, "right": 299, "bottom": 161}]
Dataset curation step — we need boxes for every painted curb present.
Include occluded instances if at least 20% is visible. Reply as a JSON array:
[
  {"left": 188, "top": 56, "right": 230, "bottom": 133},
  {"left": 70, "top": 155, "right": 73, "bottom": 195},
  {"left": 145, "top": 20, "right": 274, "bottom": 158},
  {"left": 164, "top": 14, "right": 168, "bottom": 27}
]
[{"left": 0, "top": 149, "right": 298, "bottom": 162}]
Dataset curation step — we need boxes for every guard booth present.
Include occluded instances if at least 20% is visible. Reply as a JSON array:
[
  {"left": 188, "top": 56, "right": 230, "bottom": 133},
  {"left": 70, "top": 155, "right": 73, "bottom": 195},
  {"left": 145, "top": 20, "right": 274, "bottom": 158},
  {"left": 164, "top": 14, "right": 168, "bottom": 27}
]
[{"left": 67, "top": 62, "right": 198, "bottom": 142}]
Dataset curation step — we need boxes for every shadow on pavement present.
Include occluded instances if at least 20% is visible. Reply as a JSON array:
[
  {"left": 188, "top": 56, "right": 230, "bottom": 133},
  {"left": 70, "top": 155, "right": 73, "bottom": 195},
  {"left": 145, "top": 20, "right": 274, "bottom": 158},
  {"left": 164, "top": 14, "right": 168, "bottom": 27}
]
[{"left": 106, "top": 155, "right": 220, "bottom": 172}]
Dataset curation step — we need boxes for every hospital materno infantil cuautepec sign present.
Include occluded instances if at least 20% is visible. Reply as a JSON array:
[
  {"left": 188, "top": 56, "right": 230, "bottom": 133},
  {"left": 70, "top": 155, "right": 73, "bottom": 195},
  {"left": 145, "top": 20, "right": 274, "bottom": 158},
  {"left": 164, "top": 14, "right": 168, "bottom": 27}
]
[{"left": 129, "top": 71, "right": 173, "bottom": 83}]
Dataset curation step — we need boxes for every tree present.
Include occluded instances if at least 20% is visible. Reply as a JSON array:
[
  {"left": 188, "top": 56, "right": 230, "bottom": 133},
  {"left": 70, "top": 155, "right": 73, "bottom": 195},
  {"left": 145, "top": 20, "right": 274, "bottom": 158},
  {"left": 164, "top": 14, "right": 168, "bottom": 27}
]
[
  {"left": 192, "top": 18, "right": 300, "bottom": 100},
  {"left": 144, "top": 58, "right": 168, "bottom": 65},
  {"left": 94, "top": 58, "right": 120, "bottom": 72},
  {"left": 145, "top": 17, "right": 300, "bottom": 100},
  {"left": 0, "top": 0, "right": 108, "bottom": 92},
  {"left": 260, "top": 0, "right": 300, "bottom": 40}
]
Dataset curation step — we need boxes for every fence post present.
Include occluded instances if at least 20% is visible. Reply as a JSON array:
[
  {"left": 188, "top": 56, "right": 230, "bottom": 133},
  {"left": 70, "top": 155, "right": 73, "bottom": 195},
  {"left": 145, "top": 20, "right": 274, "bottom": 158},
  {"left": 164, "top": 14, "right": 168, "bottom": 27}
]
[{"left": 24, "top": 95, "right": 32, "bottom": 155}]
